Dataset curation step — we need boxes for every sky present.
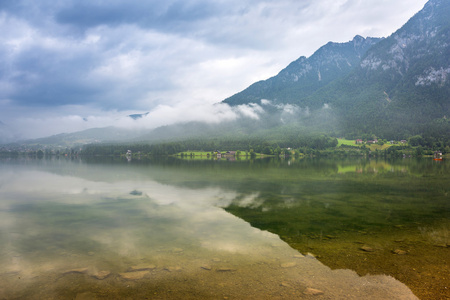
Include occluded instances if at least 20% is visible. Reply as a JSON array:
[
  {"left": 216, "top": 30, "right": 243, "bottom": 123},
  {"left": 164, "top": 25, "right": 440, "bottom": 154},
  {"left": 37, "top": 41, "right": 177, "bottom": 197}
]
[{"left": 0, "top": 0, "right": 428, "bottom": 141}]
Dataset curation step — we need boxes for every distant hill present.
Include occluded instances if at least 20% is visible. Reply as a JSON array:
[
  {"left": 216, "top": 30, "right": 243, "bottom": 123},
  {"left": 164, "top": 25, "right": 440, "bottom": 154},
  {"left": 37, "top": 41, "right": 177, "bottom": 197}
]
[{"left": 6, "top": 127, "right": 145, "bottom": 147}]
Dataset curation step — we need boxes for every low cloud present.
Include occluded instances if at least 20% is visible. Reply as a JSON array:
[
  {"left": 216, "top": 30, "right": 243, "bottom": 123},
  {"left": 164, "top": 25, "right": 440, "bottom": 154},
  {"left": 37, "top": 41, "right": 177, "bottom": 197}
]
[
  {"left": 1, "top": 101, "right": 272, "bottom": 140},
  {"left": 0, "top": 96, "right": 338, "bottom": 141}
]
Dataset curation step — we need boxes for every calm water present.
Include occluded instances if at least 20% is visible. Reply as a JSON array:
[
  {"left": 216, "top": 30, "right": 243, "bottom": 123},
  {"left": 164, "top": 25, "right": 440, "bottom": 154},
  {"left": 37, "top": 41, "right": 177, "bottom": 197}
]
[{"left": 0, "top": 157, "right": 448, "bottom": 299}]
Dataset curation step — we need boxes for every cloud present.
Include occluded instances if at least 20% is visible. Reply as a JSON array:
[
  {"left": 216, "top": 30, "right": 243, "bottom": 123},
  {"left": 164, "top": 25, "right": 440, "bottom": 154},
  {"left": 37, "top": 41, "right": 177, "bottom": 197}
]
[
  {"left": 0, "top": 0, "right": 428, "bottom": 140},
  {"left": 1, "top": 100, "right": 271, "bottom": 140}
]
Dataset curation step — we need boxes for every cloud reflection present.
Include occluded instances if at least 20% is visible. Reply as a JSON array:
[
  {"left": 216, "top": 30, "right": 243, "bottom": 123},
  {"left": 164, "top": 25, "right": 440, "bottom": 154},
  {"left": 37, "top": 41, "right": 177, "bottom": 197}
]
[{"left": 0, "top": 161, "right": 419, "bottom": 299}]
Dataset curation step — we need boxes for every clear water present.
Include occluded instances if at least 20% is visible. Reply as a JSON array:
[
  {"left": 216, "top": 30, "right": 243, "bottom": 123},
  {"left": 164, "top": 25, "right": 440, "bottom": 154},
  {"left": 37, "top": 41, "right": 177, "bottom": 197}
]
[{"left": 0, "top": 157, "right": 447, "bottom": 299}]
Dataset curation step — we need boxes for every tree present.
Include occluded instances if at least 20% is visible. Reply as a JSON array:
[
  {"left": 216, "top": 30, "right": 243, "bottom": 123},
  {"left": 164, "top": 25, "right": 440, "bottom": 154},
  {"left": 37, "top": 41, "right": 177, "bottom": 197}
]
[{"left": 409, "top": 135, "right": 424, "bottom": 147}]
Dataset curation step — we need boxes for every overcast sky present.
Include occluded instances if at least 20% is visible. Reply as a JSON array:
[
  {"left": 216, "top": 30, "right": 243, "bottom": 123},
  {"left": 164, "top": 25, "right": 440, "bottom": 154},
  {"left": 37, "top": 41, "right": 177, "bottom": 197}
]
[{"left": 0, "top": 0, "right": 428, "bottom": 141}]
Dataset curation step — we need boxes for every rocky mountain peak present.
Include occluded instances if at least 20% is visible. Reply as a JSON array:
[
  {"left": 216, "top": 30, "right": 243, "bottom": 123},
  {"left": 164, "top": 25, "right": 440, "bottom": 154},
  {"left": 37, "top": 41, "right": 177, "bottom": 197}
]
[{"left": 360, "top": 0, "right": 449, "bottom": 78}]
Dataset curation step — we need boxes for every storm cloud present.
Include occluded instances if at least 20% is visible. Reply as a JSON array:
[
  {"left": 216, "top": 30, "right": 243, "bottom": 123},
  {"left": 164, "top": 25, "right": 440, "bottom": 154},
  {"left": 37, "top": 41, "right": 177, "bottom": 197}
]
[{"left": 0, "top": 0, "right": 428, "bottom": 140}]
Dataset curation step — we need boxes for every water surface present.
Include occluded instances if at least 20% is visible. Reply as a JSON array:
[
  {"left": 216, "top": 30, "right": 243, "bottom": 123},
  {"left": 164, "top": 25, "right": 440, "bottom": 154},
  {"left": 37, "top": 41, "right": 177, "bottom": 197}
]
[{"left": 0, "top": 157, "right": 447, "bottom": 299}]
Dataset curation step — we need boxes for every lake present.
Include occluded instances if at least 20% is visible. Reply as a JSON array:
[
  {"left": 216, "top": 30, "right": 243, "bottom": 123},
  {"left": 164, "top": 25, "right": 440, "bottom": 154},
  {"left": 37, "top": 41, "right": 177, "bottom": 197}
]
[{"left": 0, "top": 156, "right": 448, "bottom": 299}]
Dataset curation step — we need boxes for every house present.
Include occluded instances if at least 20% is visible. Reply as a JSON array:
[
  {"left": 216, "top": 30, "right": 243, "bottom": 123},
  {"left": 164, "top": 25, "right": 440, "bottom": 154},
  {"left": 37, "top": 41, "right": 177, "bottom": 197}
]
[
  {"left": 434, "top": 151, "right": 443, "bottom": 160},
  {"left": 356, "top": 139, "right": 363, "bottom": 144},
  {"left": 401, "top": 140, "right": 407, "bottom": 144}
]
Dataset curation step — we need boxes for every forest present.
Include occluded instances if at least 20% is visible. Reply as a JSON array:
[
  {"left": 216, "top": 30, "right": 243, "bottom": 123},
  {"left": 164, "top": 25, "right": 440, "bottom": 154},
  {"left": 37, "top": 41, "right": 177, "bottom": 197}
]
[{"left": 78, "top": 133, "right": 449, "bottom": 158}]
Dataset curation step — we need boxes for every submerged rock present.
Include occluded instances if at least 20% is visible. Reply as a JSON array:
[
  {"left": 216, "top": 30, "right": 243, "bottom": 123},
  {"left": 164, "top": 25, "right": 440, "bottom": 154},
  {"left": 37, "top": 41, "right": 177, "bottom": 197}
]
[
  {"left": 129, "top": 264, "right": 156, "bottom": 271},
  {"left": 119, "top": 270, "right": 149, "bottom": 280},
  {"left": 303, "top": 287, "right": 324, "bottom": 295},
  {"left": 216, "top": 267, "right": 235, "bottom": 272},
  {"left": 92, "top": 270, "right": 111, "bottom": 280},
  {"left": 392, "top": 249, "right": 407, "bottom": 255},
  {"left": 360, "top": 245, "right": 375, "bottom": 252},
  {"left": 63, "top": 268, "right": 88, "bottom": 275},
  {"left": 164, "top": 266, "right": 182, "bottom": 272}
]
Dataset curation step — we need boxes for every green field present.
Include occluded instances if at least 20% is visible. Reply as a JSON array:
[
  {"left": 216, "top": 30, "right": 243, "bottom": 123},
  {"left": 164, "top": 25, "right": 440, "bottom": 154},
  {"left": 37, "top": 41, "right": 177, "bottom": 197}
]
[
  {"left": 337, "top": 138, "right": 361, "bottom": 147},
  {"left": 176, "top": 151, "right": 213, "bottom": 156},
  {"left": 337, "top": 138, "right": 393, "bottom": 151}
]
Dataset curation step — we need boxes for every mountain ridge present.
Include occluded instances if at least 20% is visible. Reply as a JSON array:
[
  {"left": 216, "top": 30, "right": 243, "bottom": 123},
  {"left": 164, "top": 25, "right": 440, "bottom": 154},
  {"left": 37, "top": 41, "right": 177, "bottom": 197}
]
[
  {"left": 223, "top": 35, "right": 383, "bottom": 106},
  {"left": 223, "top": 0, "right": 450, "bottom": 138}
]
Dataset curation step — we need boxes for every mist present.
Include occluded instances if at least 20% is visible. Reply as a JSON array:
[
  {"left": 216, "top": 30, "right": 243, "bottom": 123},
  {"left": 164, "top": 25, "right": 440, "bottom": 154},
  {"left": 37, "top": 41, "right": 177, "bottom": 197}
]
[{"left": 0, "top": 97, "right": 339, "bottom": 145}]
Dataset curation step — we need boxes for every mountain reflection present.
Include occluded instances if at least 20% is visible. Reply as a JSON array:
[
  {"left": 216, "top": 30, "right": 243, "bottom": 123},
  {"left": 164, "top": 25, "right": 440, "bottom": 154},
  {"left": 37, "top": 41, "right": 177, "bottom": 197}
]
[{"left": 1, "top": 157, "right": 443, "bottom": 299}]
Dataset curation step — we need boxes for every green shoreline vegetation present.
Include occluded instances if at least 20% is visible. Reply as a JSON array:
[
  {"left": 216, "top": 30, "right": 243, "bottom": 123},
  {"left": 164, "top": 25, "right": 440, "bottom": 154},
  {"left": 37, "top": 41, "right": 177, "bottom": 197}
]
[{"left": 1, "top": 134, "right": 449, "bottom": 159}]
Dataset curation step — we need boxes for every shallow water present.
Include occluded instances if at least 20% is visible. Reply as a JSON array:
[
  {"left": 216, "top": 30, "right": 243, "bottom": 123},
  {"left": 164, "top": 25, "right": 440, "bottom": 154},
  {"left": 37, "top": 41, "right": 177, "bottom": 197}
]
[{"left": 0, "top": 156, "right": 447, "bottom": 299}]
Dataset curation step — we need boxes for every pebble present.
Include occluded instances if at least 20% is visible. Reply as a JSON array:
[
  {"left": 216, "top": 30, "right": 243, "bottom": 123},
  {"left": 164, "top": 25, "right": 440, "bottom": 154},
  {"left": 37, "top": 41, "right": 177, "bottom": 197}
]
[
  {"left": 281, "top": 282, "right": 290, "bottom": 287},
  {"left": 129, "top": 264, "right": 156, "bottom": 271},
  {"left": 201, "top": 265, "right": 212, "bottom": 270},
  {"left": 392, "top": 249, "right": 407, "bottom": 255},
  {"left": 216, "top": 267, "right": 235, "bottom": 272},
  {"left": 293, "top": 254, "right": 304, "bottom": 258},
  {"left": 91, "top": 270, "right": 111, "bottom": 280},
  {"left": 360, "top": 245, "right": 374, "bottom": 252},
  {"left": 303, "top": 288, "right": 324, "bottom": 295},
  {"left": 119, "top": 270, "right": 149, "bottom": 280},
  {"left": 164, "top": 266, "right": 182, "bottom": 272},
  {"left": 63, "top": 268, "right": 88, "bottom": 275}
]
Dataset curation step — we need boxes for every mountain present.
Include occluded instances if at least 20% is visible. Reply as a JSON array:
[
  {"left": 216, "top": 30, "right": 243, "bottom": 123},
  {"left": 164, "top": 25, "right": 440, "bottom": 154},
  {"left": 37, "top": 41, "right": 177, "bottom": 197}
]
[
  {"left": 3, "top": 0, "right": 448, "bottom": 148},
  {"left": 331, "top": 0, "right": 450, "bottom": 137},
  {"left": 223, "top": 0, "right": 450, "bottom": 139},
  {"left": 223, "top": 35, "right": 382, "bottom": 106},
  {"left": 3, "top": 127, "right": 146, "bottom": 148},
  {"left": 128, "top": 112, "right": 149, "bottom": 120}
]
